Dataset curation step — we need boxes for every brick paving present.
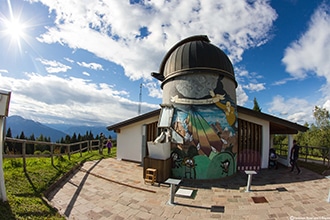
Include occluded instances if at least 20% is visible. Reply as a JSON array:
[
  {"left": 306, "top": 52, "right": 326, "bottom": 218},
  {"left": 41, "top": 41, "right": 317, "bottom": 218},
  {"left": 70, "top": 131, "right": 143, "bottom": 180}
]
[{"left": 45, "top": 158, "right": 330, "bottom": 220}]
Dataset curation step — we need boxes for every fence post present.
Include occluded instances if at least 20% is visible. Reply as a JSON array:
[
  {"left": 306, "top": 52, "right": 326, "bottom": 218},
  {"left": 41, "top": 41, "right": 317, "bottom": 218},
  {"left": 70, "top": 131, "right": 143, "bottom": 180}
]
[
  {"left": 322, "top": 147, "right": 326, "bottom": 166},
  {"left": 80, "top": 143, "right": 82, "bottom": 157},
  {"left": 51, "top": 145, "right": 54, "bottom": 166},
  {"left": 305, "top": 146, "right": 308, "bottom": 162},
  {"left": 67, "top": 145, "right": 71, "bottom": 160},
  {"left": 22, "top": 141, "right": 26, "bottom": 172}
]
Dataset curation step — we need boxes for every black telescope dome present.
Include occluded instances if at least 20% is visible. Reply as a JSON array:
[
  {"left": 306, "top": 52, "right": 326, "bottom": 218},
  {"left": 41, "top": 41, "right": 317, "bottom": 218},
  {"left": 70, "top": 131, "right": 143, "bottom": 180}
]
[{"left": 152, "top": 35, "right": 236, "bottom": 88}]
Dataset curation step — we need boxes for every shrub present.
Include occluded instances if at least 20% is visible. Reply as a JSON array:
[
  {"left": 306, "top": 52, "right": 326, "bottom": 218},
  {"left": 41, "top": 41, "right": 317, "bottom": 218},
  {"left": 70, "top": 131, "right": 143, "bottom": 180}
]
[
  {"left": 42, "top": 150, "right": 51, "bottom": 155},
  {"left": 34, "top": 150, "right": 42, "bottom": 155}
]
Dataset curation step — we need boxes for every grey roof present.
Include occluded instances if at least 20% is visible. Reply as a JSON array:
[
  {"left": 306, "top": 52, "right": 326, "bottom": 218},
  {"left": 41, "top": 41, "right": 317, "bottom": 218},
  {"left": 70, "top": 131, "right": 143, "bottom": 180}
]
[{"left": 107, "top": 106, "right": 308, "bottom": 134}]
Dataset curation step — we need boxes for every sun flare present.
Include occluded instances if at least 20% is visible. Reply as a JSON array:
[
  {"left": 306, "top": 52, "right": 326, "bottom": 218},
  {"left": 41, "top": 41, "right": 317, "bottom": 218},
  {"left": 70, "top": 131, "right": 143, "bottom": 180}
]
[
  {"left": 6, "top": 20, "right": 24, "bottom": 39},
  {"left": 1, "top": 0, "right": 30, "bottom": 52},
  {"left": 4, "top": 18, "right": 25, "bottom": 40}
]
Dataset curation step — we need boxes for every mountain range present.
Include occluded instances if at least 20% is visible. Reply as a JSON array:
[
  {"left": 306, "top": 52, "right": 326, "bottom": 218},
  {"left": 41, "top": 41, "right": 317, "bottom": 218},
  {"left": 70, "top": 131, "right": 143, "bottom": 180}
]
[{"left": 6, "top": 115, "right": 116, "bottom": 142}]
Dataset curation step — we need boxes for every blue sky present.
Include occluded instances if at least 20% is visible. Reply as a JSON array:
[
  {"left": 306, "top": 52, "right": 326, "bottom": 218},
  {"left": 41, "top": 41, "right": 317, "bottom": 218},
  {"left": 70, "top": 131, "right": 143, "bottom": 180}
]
[{"left": 0, "top": 0, "right": 329, "bottom": 127}]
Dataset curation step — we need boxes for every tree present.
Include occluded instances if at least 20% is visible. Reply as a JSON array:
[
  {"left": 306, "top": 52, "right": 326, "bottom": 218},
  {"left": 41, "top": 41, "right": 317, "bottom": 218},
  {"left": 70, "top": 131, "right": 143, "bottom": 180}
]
[
  {"left": 312, "top": 106, "right": 330, "bottom": 148},
  {"left": 313, "top": 106, "right": 330, "bottom": 129},
  {"left": 19, "top": 131, "right": 26, "bottom": 139},
  {"left": 5, "top": 128, "right": 13, "bottom": 153},
  {"left": 64, "top": 135, "right": 71, "bottom": 144},
  {"left": 71, "top": 133, "right": 77, "bottom": 143},
  {"left": 6, "top": 128, "right": 12, "bottom": 138},
  {"left": 253, "top": 97, "right": 262, "bottom": 112}
]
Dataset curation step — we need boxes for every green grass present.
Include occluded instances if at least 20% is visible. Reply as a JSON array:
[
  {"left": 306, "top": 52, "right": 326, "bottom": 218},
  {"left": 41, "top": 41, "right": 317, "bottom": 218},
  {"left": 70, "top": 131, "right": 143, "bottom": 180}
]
[{"left": 0, "top": 147, "right": 116, "bottom": 220}]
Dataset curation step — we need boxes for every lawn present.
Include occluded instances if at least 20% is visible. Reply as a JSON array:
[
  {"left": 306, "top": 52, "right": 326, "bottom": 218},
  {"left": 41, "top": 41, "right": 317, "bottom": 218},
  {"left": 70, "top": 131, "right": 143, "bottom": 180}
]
[{"left": 0, "top": 148, "right": 116, "bottom": 220}]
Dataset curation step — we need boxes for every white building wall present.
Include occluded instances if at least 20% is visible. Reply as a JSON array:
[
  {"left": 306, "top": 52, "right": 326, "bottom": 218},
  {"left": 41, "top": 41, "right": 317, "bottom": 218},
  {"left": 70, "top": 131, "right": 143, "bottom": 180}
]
[
  {"left": 116, "top": 116, "right": 158, "bottom": 162},
  {"left": 238, "top": 112, "right": 270, "bottom": 169}
]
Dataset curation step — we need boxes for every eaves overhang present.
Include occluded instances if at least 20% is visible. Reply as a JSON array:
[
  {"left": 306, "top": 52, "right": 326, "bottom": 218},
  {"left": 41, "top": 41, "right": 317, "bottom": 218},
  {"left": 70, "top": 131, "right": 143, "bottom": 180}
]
[
  {"left": 107, "top": 106, "right": 308, "bottom": 135},
  {"left": 106, "top": 109, "right": 160, "bottom": 132},
  {"left": 237, "top": 106, "right": 308, "bottom": 134}
]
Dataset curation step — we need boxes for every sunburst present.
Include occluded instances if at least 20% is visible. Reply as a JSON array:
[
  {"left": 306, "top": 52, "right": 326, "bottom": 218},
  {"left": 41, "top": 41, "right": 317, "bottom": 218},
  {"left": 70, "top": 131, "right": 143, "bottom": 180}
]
[
  {"left": 4, "top": 17, "right": 25, "bottom": 40},
  {"left": 1, "top": 0, "right": 29, "bottom": 52}
]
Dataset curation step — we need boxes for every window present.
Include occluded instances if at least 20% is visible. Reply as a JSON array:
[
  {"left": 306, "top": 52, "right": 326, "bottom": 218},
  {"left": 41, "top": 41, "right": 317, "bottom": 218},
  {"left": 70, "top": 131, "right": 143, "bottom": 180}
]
[{"left": 158, "top": 106, "right": 174, "bottom": 128}]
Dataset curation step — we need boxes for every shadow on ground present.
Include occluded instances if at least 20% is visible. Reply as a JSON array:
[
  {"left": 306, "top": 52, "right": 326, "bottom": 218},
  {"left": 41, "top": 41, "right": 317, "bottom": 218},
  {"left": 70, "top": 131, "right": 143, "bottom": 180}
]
[{"left": 179, "top": 164, "right": 325, "bottom": 190}]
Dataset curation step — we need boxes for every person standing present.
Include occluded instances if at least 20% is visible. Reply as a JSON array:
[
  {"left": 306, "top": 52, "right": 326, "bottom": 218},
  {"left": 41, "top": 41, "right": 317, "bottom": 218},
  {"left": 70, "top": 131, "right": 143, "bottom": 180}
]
[
  {"left": 99, "top": 133, "right": 105, "bottom": 155},
  {"left": 290, "top": 140, "right": 301, "bottom": 174},
  {"left": 106, "top": 139, "right": 112, "bottom": 155}
]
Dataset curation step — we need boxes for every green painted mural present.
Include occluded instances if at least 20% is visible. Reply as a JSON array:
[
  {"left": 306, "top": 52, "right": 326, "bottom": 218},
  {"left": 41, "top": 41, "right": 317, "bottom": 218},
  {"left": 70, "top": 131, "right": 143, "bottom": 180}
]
[{"left": 169, "top": 86, "right": 238, "bottom": 179}]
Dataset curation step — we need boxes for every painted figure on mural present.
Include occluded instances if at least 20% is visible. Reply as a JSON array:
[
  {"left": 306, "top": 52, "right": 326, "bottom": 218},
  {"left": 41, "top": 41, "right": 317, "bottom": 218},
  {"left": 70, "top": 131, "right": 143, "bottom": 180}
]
[{"left": 210, "top": 90, "right": 236, "bottom": 126}]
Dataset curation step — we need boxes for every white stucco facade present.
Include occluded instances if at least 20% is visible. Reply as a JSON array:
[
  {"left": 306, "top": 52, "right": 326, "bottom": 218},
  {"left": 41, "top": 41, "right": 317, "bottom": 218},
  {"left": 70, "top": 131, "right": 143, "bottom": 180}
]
[{"left": 116, "top": 115, "right": 158, "bottom": 162}]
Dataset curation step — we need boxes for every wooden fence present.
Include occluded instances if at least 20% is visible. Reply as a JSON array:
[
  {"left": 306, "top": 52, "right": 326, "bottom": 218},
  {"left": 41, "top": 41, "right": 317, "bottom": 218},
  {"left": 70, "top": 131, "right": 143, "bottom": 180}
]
[
  {"left": 274, "top": 143, "right": 330, "bottom": 167},
  {"left": 3, "top": 137, "right": 101, "bottom": 172}
]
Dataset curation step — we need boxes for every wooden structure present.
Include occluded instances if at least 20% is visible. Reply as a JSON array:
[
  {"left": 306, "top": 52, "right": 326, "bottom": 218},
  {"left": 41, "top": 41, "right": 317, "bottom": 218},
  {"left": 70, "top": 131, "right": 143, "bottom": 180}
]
[
  {"left": 143, "top": 157, "right": 171, "bottom": 184},
  {"left": 144, "top": 168, "right": 157, "bottom": 185}
]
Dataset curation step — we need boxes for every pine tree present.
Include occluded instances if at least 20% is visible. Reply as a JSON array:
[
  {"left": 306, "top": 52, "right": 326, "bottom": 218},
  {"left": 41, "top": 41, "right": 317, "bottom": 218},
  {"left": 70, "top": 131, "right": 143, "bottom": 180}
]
[{"left": 253, "top": 97, "right": 262, "bottom": 112}]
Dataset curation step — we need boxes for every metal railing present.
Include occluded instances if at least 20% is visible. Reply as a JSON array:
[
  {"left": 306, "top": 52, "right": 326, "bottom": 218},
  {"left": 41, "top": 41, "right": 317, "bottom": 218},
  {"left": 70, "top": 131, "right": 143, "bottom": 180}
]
[
  {"left": 3, "top": 137, "right": 101, "bottom": 171},
  {"left": 273, "top": 143, "right": 330, "bottom": 167}
]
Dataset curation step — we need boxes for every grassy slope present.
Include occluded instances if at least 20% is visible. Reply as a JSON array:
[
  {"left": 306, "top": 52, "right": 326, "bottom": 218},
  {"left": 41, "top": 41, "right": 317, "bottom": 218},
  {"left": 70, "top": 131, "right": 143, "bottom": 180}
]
[{"left": 0, "top": 148, "right": 116, "bottom": 220}]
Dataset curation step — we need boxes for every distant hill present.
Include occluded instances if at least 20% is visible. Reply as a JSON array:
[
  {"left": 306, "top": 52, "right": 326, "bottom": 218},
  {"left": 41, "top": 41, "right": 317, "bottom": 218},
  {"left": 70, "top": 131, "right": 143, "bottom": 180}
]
[
  {"left": 46, "top": 124, "right": 115, "bottom": 139},
  {"left": 6, "top": 115, "right": 116, "bottom": 142},
  {"left": 6, "top": 116, "right": 68, "bottom": 142}
]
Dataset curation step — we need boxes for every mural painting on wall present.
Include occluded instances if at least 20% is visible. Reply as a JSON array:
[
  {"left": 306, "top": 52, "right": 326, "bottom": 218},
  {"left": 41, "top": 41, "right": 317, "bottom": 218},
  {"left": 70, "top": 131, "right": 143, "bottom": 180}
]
[{"left": 169, "top": 74, "right": 238, "bottom": 180}]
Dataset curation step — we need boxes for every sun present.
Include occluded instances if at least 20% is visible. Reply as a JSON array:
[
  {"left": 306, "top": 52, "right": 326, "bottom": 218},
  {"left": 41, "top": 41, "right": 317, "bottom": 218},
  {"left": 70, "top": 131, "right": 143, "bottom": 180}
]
[
  {"left": 2, "top": 17, "right": 27, "bottom": 52},
  {"left": 1, "top": 0, "right": 29, "bottom": 52},
  {"left": 4, "top": 18, "right": 25, "bottom": 41}
]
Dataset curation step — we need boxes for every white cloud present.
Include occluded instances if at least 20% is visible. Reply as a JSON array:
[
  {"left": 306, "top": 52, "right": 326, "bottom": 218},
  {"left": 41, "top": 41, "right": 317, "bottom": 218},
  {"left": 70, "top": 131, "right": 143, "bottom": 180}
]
[
  {"left": 281, "top": 2, "right": 330, "bottom": 123},
  {"left": 64, "top": 57, "right": 74, "bottom": 63},
  {"left": 242, "top": 83, "right": 265, "bottom": 92},
  {"left": 235, "top": 67, "right": 265, "bottom": 104},
  {"left": 35, "top": 0, "right": 277, "bottom": 81},
  {"left": 82, "top": 71, "right": 90, "bottom": 76},
  {"left": 77, "top": 61, "right": 104, "bottom": 70},
  {"left": 272, "top": 77, "right": 295, "bottom": 86},
  {"left": 324, "top": 99, "right": 330, "bottom": 111},
  {"left": 0, "top": 69, "right": 9, "bottom": 73},
  {"left": 267, "top": 95, "right": 313, "bottom": 124},
  {"left": 37, "top": 58, "right": 72, "bottom": 73},
  {"left": 236, "top": 85, "right": 248, "bottom": 106},
  {"left": 0, "top": 73, "right": 158, "bottom": 125},
  {"left": 282, "top": 3, "right": 330, "bottom": 82},
  {"left": 9, "top": 0, "right": 280, "bottom": 125},
  {"left": 144, "top": 82, "right": 162, "bottom": 99}
]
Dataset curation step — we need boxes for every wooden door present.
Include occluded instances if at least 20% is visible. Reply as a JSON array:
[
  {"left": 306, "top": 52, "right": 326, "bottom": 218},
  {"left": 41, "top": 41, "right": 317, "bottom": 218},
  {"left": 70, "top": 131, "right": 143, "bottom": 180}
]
[{"left": 237, "top": 119, "right": 262, "bottom": 171}]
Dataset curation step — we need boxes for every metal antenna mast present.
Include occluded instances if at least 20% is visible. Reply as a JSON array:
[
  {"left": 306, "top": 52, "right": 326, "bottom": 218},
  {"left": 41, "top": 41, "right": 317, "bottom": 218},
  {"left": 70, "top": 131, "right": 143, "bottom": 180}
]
[{"left": 138, "top": 83, "right": 142, "bottom": 115}]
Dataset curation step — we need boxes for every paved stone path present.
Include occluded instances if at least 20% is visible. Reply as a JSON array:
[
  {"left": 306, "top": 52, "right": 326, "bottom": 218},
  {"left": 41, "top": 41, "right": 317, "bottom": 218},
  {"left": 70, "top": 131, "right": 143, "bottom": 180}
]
[{"left": 45, "top": 158, "right": 330, "bottom": 220}]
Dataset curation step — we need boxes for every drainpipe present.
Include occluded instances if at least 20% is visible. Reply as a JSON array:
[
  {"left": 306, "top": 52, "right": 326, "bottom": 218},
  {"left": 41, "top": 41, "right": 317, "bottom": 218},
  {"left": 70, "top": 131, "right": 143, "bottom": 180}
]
[{"left": 141, "top": 124, "right": 147, "bottom": 166}]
